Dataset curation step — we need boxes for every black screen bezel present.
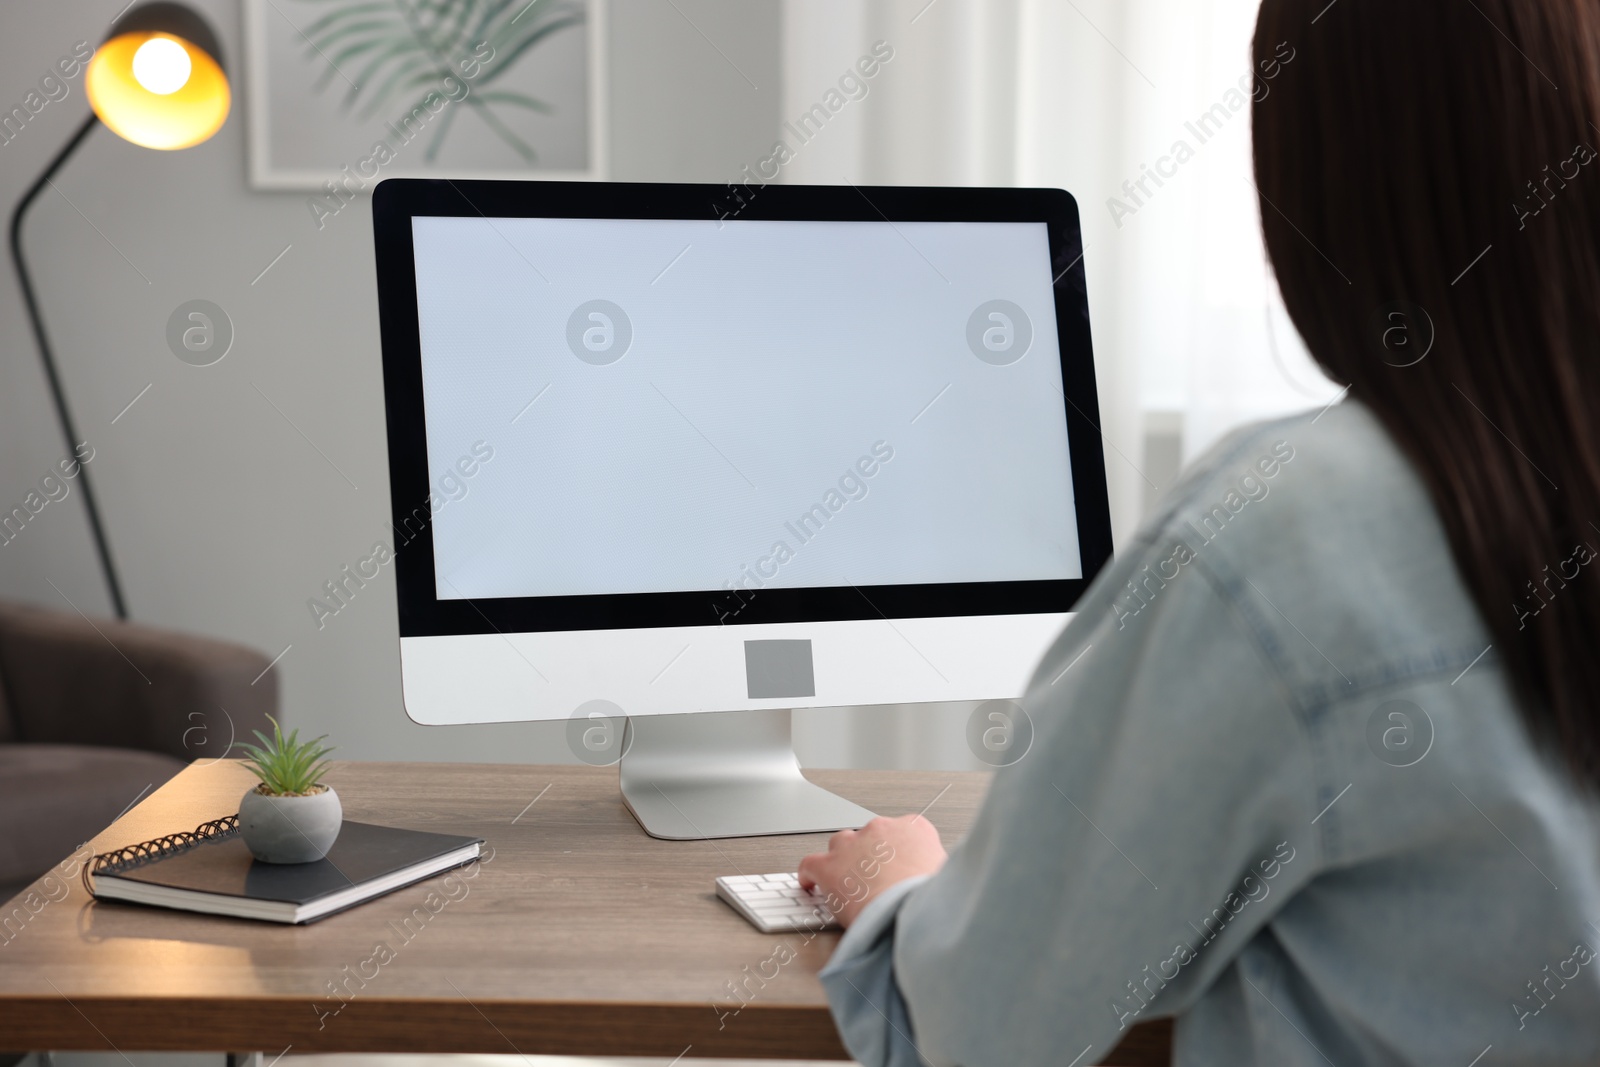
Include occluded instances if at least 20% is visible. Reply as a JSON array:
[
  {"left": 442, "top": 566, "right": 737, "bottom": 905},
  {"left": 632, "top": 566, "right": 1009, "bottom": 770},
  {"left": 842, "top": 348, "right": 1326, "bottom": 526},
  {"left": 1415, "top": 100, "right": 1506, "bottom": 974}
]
[{"left": 371, "top": 179, "right": 1115, "bottom": 638}]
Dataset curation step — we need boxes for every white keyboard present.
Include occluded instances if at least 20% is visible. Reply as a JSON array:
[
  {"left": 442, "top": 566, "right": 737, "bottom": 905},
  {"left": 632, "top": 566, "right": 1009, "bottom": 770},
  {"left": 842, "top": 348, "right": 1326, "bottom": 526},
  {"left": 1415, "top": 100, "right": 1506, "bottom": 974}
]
[{"left": 715, "top": 872, "right": 839, "bottom": 933}]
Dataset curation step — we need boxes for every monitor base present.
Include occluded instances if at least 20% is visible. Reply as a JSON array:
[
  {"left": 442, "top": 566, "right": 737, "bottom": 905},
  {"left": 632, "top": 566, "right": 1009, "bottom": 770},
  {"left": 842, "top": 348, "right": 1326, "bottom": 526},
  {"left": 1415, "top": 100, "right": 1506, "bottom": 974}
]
[{"left": 619, "top": 709, "right": 876, "bottom": 840}]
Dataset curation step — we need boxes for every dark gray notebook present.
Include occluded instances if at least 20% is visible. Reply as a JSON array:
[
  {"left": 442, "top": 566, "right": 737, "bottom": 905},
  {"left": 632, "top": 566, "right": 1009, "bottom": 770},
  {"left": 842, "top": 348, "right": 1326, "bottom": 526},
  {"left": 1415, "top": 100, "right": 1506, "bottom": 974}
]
[{"left": 87, "top": 818, "right": 484, "bottom": 924}]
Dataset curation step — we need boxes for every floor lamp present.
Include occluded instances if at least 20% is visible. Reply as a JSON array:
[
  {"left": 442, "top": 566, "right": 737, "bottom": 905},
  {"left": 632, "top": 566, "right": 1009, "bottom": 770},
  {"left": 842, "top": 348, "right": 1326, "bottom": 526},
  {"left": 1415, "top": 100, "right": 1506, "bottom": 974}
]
[{"left": 8, "top": 1, "right": 231, "bottom": 619}]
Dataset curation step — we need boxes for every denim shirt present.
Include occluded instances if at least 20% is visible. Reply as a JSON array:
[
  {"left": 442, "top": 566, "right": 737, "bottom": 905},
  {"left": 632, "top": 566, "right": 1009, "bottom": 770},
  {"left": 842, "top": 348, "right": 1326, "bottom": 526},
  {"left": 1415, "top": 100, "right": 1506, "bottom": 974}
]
[{"left": 820, "top": 402, "right": 1600, "bottom": 1067}]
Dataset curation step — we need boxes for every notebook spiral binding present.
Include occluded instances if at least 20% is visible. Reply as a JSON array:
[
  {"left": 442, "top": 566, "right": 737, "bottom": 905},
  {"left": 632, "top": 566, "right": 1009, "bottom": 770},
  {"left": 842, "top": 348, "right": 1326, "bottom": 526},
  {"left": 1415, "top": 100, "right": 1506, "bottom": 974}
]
[{"left": 82, "top": 814, "right": 241, "bottom": 896}]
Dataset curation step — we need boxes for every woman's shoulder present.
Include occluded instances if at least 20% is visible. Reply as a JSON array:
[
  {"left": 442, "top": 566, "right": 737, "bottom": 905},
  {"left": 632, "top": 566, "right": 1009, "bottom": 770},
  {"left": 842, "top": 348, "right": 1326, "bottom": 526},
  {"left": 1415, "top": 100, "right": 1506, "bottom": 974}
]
[
  {"left": 1146, "top": 400, "right": 1420, "bottom": 544},
  {"left": 1129, "top": 400, "right": 1491, "bottom": 694}
]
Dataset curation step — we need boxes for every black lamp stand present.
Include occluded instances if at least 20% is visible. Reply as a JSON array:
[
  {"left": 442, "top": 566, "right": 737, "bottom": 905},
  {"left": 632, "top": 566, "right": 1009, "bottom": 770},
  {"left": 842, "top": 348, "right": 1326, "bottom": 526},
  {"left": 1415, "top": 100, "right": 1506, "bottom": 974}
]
[{"left": 8, "top": 112, "right": 128, "bottom": 619}]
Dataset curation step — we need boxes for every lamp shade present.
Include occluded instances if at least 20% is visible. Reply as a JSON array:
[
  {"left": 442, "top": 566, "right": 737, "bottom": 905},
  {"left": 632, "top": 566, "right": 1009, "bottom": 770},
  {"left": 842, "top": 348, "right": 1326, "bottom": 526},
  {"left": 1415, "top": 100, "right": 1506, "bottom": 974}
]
[{"left": 86, "top": 2, "right": 230, "bottom": 150}]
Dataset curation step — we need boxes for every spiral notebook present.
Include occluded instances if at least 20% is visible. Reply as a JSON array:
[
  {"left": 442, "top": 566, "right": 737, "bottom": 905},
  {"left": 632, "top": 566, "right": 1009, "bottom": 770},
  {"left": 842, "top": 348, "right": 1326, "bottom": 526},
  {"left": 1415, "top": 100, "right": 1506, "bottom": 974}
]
[{"left": 84, "top": 815, "right": 484, "bottom": 924}]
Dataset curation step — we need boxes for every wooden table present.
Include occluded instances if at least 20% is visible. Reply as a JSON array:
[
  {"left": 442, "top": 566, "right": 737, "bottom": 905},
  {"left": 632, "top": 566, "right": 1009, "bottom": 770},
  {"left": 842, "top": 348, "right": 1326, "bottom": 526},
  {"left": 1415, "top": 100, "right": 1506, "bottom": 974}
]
[{"left": 0, "top": 762, "right": 1169, "bottom": 1063}]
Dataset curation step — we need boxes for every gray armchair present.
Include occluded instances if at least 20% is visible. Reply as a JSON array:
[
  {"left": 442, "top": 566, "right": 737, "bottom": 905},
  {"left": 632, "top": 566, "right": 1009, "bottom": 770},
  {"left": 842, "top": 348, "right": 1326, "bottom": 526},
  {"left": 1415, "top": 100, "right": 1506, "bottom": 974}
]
[{"left": 0, "top": 601, "right": 276, "bottom": 899}]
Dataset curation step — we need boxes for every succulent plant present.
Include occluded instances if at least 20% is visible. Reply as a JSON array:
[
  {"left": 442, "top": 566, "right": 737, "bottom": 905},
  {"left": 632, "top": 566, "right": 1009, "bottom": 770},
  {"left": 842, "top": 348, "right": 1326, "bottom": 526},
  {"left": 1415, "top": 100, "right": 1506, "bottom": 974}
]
[{"left": 236, "top": 715, "right": 336, "bottom": 796}]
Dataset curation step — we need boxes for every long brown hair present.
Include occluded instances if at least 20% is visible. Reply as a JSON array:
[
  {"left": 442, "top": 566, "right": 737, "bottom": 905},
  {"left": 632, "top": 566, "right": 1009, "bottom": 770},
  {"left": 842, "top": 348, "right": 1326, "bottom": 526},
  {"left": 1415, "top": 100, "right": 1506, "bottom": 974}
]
[{"left": 1252, "top": 0, "right": 1600, "bottom": 786}]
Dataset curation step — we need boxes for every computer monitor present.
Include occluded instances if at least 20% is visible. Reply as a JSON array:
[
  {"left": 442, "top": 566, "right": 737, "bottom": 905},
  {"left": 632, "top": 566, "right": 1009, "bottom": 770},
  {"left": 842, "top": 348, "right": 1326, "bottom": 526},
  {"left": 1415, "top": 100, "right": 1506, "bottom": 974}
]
[{"left": 371, "top": 180, "right": 1113, "bottom": 839}]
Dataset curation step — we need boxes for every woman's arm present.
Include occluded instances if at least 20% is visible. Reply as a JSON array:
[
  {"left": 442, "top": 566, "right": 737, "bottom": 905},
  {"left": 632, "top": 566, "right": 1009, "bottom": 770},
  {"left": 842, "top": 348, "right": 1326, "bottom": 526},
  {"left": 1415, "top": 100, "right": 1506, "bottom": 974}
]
[{"left": 800, "top": 523, "right": 1326, "bottom": 1067}]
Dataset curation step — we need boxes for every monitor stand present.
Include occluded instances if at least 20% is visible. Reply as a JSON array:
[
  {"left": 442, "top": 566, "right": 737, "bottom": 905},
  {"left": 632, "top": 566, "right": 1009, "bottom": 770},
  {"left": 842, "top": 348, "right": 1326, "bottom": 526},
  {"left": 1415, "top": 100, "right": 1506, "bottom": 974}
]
[{"left": 618, "top": 709, "right": 876, "bottom": 840}]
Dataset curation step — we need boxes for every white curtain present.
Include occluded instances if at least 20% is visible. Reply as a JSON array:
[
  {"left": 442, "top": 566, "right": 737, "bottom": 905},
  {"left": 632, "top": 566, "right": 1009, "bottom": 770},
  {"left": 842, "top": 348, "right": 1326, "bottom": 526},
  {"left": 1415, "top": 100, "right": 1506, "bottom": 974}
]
[
  {"left": 782, "top": 0, "right": 1340, "bottom": 770},
  {"left": 1032, "top": 0, "right": 1343, "bottom": 462}
]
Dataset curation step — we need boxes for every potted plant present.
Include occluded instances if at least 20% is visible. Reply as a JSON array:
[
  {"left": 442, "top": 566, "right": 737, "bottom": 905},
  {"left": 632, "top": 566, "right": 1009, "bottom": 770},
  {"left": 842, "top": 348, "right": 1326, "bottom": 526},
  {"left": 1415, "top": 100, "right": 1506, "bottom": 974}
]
[{"left": 236, "top": 715, "right": 342, "bottom": 864}]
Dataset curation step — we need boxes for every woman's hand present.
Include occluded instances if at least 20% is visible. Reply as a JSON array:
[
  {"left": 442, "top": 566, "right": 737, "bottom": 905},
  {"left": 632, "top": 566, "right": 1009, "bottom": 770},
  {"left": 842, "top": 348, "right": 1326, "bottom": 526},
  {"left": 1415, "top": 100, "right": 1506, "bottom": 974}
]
[{"left": 798, "top": 814, "right": 949, "bottom": 927}]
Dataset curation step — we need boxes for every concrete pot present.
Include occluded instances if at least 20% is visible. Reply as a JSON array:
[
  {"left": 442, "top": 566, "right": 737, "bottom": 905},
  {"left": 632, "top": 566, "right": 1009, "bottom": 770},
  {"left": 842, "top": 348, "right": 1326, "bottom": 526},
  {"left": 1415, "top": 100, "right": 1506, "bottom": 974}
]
[{"left": 239, "top": 784, "right": 343, "bottom": 864}]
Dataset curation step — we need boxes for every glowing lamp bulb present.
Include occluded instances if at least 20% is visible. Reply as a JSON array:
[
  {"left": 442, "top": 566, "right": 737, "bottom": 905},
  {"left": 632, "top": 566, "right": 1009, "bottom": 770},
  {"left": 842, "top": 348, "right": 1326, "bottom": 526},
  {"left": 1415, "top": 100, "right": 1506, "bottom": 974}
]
[{"left": 131, "top": 37, "right": 191, "bottom": 95}]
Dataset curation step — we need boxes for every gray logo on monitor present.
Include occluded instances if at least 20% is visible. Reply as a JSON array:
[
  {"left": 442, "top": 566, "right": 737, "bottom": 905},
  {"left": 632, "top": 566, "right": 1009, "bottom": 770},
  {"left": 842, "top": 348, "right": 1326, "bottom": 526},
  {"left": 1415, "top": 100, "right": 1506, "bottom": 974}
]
[
  {"left": 966, "top": 699, "right": 1033, "bottom": 767},
  {"left": 1365, "top": 699, "right": 1433, "bottom": 767},
  {"left": 566, "top": 300, "right": 633, "bottom": 365},
  {"left": 966, "top": 300, "right": 1032, "bottom": 366},
  {"left": 566, "top": 699, "right": 632, "bottom": 766},
  {"left": 744, "top": 640, "right": 815, "bottom": 699},
  {"left": 166, "top": 299, "right": 233, "bottom": 366}
]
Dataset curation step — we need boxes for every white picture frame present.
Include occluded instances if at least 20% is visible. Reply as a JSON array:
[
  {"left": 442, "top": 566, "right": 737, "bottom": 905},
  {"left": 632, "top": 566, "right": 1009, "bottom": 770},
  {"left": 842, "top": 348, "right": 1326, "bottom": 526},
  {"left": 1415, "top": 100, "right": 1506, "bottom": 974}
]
[{"left": 243, "top": 0, "right": 607, "bottom": 189}]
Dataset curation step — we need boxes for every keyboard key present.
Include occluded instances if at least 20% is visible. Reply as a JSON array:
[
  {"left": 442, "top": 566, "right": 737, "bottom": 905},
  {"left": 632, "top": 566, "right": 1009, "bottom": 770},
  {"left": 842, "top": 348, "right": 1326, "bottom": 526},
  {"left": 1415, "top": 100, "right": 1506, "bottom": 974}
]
[{"left": 714, "top": 873, "right": 842, "bottom": 933}]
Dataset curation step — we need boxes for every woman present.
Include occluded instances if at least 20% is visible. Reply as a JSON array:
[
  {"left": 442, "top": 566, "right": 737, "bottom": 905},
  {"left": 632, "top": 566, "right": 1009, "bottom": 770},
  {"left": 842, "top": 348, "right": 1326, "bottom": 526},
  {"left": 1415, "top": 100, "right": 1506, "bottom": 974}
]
[{"left": 798, "top": 1, "right": 1600, "bottom": 1064}]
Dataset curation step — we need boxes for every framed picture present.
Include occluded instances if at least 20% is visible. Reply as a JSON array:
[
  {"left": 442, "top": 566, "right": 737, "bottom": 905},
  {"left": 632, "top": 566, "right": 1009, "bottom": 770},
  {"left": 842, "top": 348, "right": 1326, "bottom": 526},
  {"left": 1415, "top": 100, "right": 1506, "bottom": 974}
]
[{"left": 243, "top": 0, "right": 605, "bottom": 189}]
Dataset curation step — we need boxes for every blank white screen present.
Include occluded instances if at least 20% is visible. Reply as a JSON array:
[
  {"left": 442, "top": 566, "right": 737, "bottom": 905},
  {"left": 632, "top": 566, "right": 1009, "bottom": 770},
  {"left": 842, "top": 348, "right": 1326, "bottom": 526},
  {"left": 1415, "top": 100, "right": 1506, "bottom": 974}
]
[{"left": 411, "top": 216, "right": 1081, "bottom": 600}]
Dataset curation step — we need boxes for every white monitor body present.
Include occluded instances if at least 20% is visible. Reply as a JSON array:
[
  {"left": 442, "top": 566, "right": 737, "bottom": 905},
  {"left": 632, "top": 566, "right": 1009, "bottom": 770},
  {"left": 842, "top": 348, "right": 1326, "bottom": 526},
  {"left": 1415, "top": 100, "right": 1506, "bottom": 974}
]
[
  {"left": 399, "top": 614, "right": 1068, "bottom": 725},
  {"left": 372, "top": 181, "right": 1113, "bottom": 839}
]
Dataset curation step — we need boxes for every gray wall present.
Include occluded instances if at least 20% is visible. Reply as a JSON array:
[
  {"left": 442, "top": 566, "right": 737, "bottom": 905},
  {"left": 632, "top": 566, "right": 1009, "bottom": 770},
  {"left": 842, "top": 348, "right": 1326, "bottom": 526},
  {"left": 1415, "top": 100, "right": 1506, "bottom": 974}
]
[{"left": 0, "top": 0, "right": 786, "bottom": 762}]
